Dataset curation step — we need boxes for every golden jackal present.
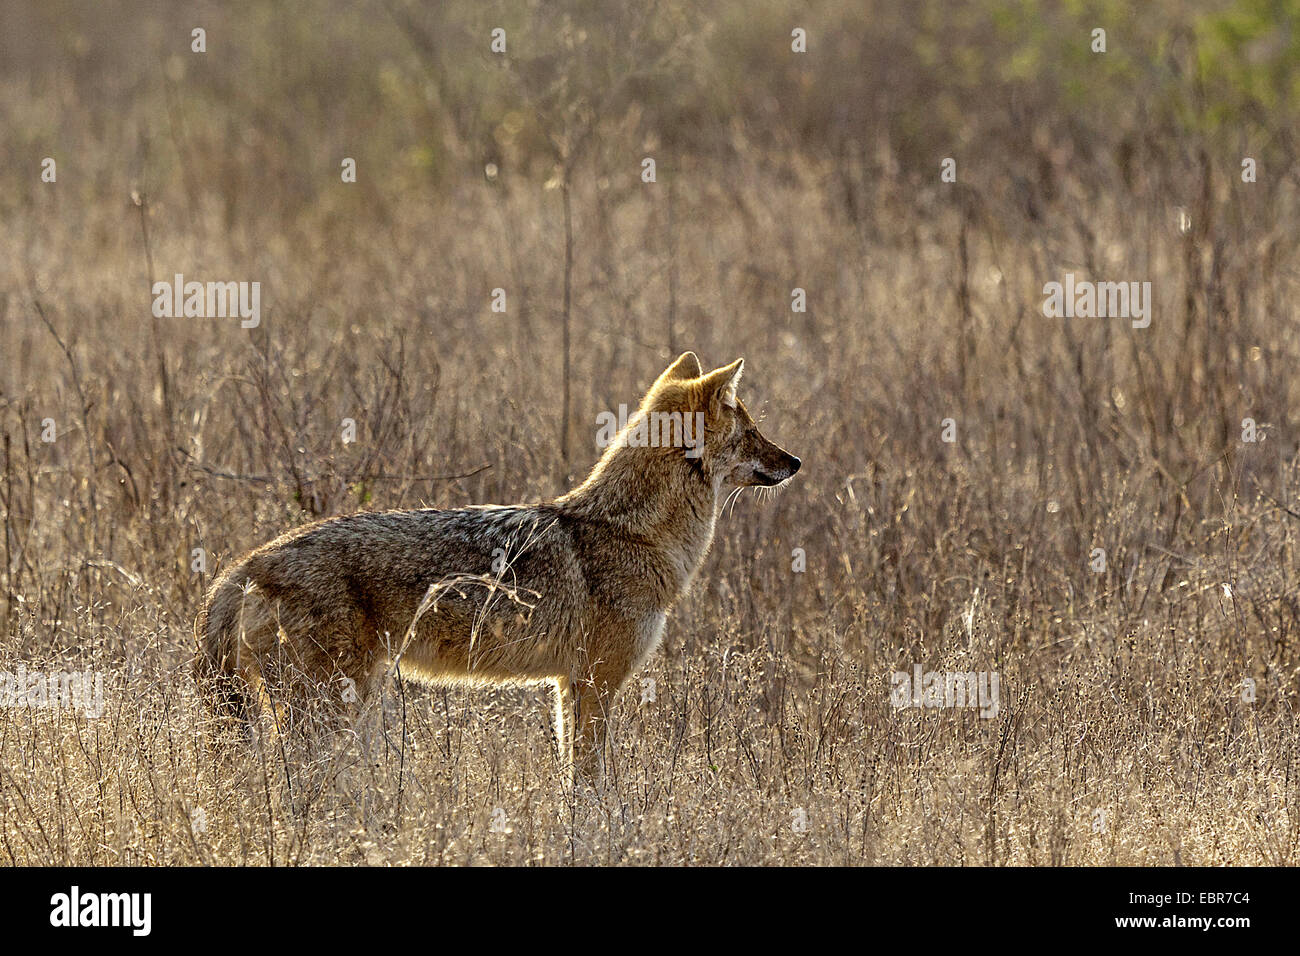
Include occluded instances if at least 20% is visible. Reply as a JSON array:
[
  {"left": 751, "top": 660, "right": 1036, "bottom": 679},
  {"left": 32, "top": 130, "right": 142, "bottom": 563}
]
[{"left": 195, "top": 352, "right": 800, "bottom": 778}]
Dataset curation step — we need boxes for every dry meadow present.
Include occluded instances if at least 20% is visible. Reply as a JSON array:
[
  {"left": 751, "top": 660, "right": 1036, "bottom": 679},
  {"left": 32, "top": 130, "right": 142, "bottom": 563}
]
[{"left": 1, "top": 0, "right": 1298, "bottom": 865}]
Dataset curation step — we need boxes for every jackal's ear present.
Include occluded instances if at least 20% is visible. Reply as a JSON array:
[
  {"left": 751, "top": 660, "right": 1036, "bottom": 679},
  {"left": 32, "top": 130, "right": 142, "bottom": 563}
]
[
  {"left": 700, "top": 358, "right": 744, "bottom": 412},
  {"left": 655, "top": 351, "right": 703, "bottom": 386}
]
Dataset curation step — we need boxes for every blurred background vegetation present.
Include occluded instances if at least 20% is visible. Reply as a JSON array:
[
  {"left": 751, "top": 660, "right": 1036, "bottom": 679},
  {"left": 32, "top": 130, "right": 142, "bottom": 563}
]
[{"left": 3, "top": 0, "right": 1298, "bottom": 218}]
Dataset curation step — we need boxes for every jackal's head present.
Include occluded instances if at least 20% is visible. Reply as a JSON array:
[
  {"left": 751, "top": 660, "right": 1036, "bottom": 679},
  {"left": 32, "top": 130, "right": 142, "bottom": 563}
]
[{"left": 646, "top": 352, "right": 801, "bottom": 490}]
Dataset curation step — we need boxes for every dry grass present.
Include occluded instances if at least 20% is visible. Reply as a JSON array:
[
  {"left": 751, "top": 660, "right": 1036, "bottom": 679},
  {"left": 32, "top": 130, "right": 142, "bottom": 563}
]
[{"left": 1, "top": 0, "right": 1298, "bottom": 865}]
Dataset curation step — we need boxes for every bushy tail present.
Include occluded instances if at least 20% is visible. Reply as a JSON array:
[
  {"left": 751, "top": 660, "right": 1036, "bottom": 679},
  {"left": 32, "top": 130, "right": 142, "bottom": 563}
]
[{"left": 194, "top": 573, "right": 256, "bottom": 726}]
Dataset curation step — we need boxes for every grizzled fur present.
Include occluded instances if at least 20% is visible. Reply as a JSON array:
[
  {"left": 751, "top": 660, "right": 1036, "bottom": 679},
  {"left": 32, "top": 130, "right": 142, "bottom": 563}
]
[{"left": 195, "top": 352, "right": 800, "bottom": 780}]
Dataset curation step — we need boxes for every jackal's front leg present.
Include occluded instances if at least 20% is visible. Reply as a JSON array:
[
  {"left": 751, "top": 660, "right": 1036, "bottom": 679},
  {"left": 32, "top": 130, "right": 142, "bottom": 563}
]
[
  {"left": 551, "top": 675, "right": 576, "bottom": 776},
  {"left": 570, "top": 666, "right": 628, "bottom": 784}
]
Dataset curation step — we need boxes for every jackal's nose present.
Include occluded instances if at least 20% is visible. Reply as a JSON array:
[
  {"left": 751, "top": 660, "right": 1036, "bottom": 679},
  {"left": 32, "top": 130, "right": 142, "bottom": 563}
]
[{"left": 787, "top": 454, "right": 801, "bottom": 474}]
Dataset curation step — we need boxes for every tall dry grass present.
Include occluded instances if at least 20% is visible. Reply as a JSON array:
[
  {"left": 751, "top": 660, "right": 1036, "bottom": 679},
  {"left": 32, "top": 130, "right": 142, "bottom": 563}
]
[{"left": 1, "top": 0, "right": 1297, "bottom": 864}]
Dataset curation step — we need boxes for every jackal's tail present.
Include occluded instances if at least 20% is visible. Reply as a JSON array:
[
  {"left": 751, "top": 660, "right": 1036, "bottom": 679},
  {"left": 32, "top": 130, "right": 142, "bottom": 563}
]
[{"left": 194, "top": 574, "right": 261, "bottom": 726}]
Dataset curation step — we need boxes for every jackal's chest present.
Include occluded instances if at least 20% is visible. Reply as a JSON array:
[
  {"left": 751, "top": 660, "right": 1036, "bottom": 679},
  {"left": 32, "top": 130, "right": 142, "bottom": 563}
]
[
  {"left": 632, "top": 611, "right": 668, "bottom": 669},
  {"left": 661, "top": 512, "right": 718, "bottom": 599}
]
